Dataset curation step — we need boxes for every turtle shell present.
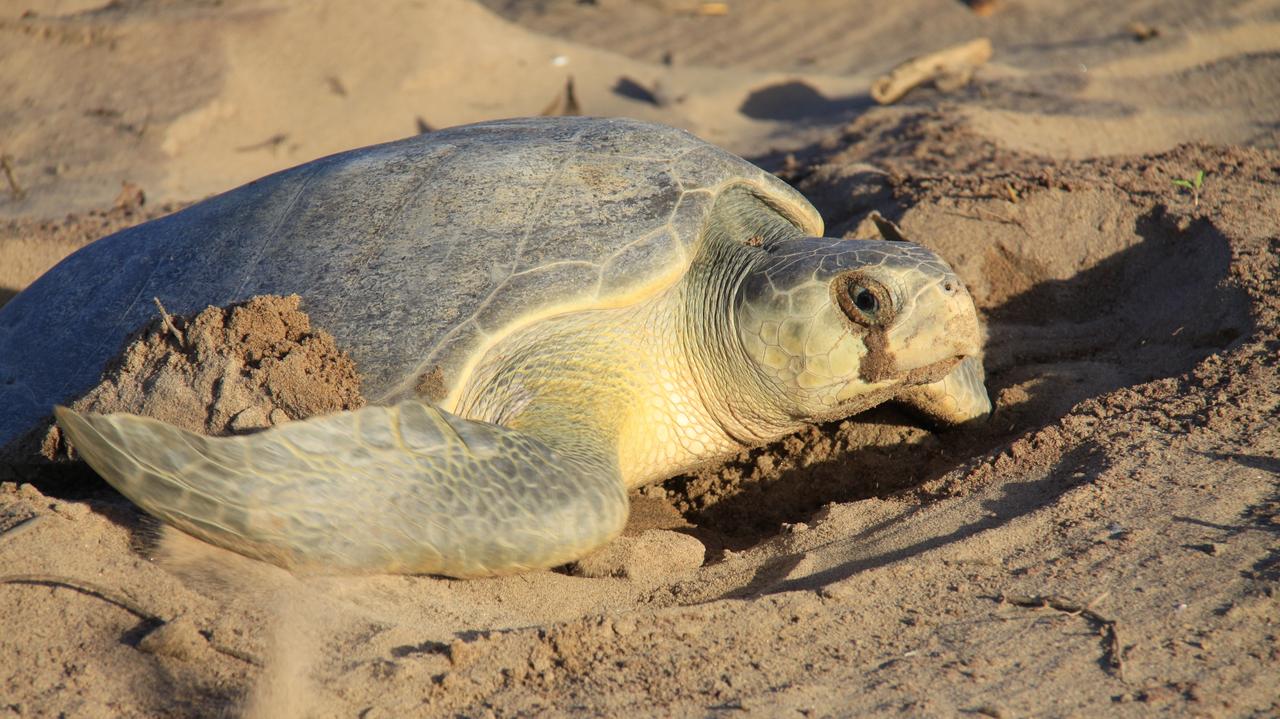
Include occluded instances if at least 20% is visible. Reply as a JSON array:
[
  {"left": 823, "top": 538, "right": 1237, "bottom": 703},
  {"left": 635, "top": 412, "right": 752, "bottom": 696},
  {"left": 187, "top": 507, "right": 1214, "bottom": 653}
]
[{"left": 0, "top": 117, "right": 822, "bottom": 448}]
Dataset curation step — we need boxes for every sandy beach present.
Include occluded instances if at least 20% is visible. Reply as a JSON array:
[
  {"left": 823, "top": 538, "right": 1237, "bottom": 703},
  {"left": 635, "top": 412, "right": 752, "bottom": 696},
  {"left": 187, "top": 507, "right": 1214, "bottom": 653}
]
[{"left": 1, "top": 1, "right": 1278, "bottom": 716}]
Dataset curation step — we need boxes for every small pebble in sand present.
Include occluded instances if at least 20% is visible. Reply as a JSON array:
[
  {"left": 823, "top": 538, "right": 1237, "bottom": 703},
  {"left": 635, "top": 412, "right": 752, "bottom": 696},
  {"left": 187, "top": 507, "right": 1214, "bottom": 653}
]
[
  {"left": 610, "top": 617, "right": 637, "bottom": 636},
  {"left": 817, "top": 583, "right": 856, "bottom": 601},
  {"left": 17, "top": 483, "right": 43, "bottom": 501}
]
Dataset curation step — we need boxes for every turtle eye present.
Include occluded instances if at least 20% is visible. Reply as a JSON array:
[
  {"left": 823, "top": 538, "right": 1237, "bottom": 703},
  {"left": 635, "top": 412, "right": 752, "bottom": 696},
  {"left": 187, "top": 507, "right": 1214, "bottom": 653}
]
[
  {"left": 834, "top": 276, "right": 892, "bottom": 327},
  {"left": 854, "top": 288, "right": 878, "bottom": 315}
]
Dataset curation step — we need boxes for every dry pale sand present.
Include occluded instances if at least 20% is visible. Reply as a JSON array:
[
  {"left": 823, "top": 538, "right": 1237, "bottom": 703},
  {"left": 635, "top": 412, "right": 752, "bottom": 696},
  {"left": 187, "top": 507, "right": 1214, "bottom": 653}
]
[{"left": 2, "top": 1, "right": 1279, "bottom": 717}]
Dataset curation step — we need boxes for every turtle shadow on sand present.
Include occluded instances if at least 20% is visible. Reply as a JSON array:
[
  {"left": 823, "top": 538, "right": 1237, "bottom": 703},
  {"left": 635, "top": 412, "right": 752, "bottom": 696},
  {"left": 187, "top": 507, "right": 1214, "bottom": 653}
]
[
  {"left": 665, "top": 203, "right": 1252, "bottom": 591},
  {"left": 738, "top": 80, "right": 871, "bottom": 122},
  {"left": 736, "top": 440, "right": 1111, "bottom": 599}
]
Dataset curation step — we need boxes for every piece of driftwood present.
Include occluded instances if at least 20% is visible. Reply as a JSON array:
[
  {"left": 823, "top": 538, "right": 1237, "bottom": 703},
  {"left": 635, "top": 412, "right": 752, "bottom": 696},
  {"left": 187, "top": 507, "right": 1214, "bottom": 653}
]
[
  {"left": 870, "top": 37, "right": 992, "bottom": 105},
  {"left": 962, "top": 0, "right": 1000, "bottom": 16}
]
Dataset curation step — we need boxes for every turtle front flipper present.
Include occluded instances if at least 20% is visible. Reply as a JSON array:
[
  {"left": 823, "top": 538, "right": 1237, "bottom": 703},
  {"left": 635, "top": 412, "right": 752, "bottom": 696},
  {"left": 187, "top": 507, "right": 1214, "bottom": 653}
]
[
  {"left": 55, "top": 402, "right": 628, "bottom": 577},
  {"left": 895, "top": 355, "right": 992, "bottom": 426}
]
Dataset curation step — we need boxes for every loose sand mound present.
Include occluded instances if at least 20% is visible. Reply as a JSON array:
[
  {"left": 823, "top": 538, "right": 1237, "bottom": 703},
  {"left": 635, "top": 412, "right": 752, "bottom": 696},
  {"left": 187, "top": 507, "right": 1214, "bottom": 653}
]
[
  {"left": 1, "top": 295, "right": 362, "bottom": 471},
  {"left": 54, "top": 294, "right": 363, "bottom": 449}
]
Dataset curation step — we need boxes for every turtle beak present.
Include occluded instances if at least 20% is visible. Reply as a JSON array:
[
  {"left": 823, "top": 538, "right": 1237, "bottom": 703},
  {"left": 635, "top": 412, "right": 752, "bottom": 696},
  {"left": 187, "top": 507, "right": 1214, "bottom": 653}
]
[{"left": 887, "top": 278, "right": 982, "bottom": 374}]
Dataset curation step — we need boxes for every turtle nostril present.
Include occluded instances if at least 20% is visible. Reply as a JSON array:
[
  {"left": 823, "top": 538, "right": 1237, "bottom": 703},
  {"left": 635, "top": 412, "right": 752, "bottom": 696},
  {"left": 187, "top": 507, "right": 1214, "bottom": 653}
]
[{"left": 942, "top": 280, "right": 956, "bottom": 294}]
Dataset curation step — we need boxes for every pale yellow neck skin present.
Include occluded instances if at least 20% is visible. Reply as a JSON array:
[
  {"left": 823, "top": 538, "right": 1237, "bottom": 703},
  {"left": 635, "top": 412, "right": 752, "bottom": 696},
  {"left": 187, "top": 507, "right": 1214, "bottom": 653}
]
[{"left": 453, "top": 290, "right": 767, "bottom": 489}]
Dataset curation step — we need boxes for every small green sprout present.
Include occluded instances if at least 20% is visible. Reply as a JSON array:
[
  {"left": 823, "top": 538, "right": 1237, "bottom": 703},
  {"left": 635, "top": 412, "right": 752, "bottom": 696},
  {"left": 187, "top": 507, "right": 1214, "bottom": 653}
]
[{"left": 1172, "top": 169, "right": 1206, "bottom": 207}]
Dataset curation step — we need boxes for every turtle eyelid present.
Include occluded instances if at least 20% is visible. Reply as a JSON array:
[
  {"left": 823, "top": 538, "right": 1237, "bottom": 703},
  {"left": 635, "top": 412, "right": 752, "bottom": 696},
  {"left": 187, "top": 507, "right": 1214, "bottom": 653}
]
[{"left": 832, "top": 274, "right": 894, "bottom": 328}]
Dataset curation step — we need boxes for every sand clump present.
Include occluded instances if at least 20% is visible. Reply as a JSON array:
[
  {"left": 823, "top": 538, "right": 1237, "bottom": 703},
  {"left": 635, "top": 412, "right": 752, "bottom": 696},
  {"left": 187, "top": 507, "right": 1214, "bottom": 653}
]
[
  {"left": 570, "top": 529, "right": 706, "bottom": 581},
  {"left": 42, "top": 294, "right": 364, "bottom": 460}
]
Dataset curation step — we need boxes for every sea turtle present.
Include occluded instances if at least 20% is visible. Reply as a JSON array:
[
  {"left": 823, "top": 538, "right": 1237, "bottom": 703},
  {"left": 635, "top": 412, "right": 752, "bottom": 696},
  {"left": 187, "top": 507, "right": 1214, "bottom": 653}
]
[{"left": 0, "top": 117, "right": 990, "bottom": 577}]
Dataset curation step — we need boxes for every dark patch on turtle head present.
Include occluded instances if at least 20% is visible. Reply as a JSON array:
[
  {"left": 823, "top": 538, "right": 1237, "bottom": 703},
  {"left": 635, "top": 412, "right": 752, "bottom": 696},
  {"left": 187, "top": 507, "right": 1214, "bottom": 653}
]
[
  {"left": 858, "top": 328, "right": 898, "bottom": 383},
  {"left": 830, "top": 271, "right": 899, "bottom": 383}
]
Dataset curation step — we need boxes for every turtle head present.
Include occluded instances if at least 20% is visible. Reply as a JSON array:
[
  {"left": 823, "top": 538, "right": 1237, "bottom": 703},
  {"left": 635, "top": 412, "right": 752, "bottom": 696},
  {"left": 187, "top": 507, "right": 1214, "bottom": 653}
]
[{"left": 734, "top": 235, "right": 984, "bottom": 422}]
